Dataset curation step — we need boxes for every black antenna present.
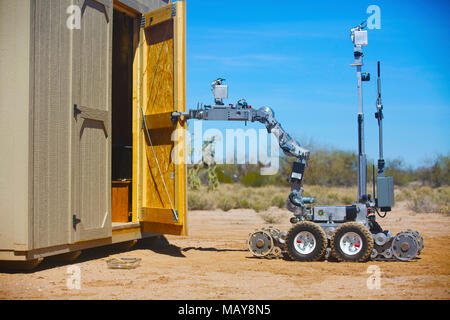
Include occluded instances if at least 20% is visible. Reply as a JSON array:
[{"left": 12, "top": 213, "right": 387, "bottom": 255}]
[
  {"left": 372, "top": 162, "right": 376, "bottom": 199},
  {"left": 375, "top": 61, "right": 385, "bottom": 177},
  {"left": 356, "top": 20, "right": 367, "bottom": 30}
]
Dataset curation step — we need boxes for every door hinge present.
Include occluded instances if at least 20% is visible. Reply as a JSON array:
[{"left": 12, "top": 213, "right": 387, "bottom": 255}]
[
  {"left": 73, "top": 214, "right": 81, "bottom": 230},
  {"left": 141, "top": 16, "right": 154, "bottom": 28},
  {"left": 74, "top": 104, "right": 81, "bottom": 118}
]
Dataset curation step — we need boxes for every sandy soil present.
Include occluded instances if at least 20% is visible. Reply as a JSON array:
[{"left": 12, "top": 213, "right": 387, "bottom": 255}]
[{"left": 1, "top": 202, "right": 449, "bottom": 300}]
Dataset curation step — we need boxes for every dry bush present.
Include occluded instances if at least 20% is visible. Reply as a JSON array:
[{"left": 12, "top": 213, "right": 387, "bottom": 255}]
[
  {"left": 250, "top": 200, "right": 270, "bottom": 213},
  {"left": 188, "top": 192, "right": 215, "bottom": 210},
  {"left": 258, "top": 212, "right": 282, "bottom": 224},
  {"left": 188, "top": 184, "right": 362, "bottom": 212},
  {"left": 271, "top": 195, "right": 286, "bottom": 208},
  {"left": 217, "top": 197, "right": 236, "bottom": 212},
  {"left": 239, "top": 199, "right": 251, "bottom": 208},
  {"left": 402, "top": 186, "right": 450, "bottom": 214},
  {"left": 304, "top": 185, "right": 357, "bottom": 205},
  {"left": 340, "top": 195, "right": 354, "bottom": 205},
  {"left": 188, "top": 183, "right": 450, "bottom": 216},
  {"left": 407, "top": 196, "right": 436, "bottom": 213}
]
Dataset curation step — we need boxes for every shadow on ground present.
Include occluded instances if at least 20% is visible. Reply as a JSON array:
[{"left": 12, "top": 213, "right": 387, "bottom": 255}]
[
  {"left": 182, "top": 247, "right": 248, "bottom": 252},
  {"left": 0, "top": 235, "right": 184, "bottom": 274},
  {"left": 134, "top": 236, "right": 185, "bottom": 258}
]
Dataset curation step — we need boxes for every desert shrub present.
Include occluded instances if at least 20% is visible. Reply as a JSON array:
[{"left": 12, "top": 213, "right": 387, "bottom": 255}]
[
  {"left": 239, "top": 199, "right": 251, "bottom": 208},
  {"left": 407, "top": 196, "right": 435, "bottom": 213},
  {"left": 271, "top": 195, "right": 286, "bottom": 208},
  {"left": 216, "top": 166, "right": 234, "bottom": 183},
  {"left": 340, "top": 195, "right": 354, "bottom": 205},
  {"left": 405, "top": 186, "right": 450, "bottom": 214},
  {"left": 327, "top": 193, "right": 339, "bottom": 202},
  {"left": 258, "top": 212, "right": 281, "bottom": 224},
  {"left": 384, "top": 159, "right": 414, "bottom": 186},
  {"left": 250, "top": 199, "right": 270, "bottom": 212},
  {"left": 200, "top": 142, "right": 449, "bottom": 189},
  {"left": 217, "top": 197, "right": 235, "bottom": 212},
  {"left": 187, "top": 137, "right": 219, "bottom": 190},
  {"left": 188, "top": 193, "right": 215, "bottom": 210},
  {"left": 188, "top": 183, "right": 450, "bottom": 215},
  {"left": 435, "top": 187, "right": 450, "bottom": 204},
  {"left": 187, "top": 166, "right": 201, "bottom": 190},
  {"left": 395, "top": 188, "right": 412, "bottom": 202},
  {"left": 417, "top": 155, "right": 450, "bottom": 187},
  {"left": 241, "top": 171, "right": 271, "bottom": 187},
  {"left": 307, "top": 149, "right": 358, "bottom": 186}
]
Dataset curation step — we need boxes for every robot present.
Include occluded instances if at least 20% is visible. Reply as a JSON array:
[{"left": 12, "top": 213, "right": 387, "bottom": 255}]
[{"left": 171, "top": 21, "right": 423, "bottom": 262}]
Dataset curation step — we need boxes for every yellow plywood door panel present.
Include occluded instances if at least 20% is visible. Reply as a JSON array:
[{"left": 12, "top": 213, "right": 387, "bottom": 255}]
[{"left": 133, "top": 2, "right": 187, "bottom": 236}]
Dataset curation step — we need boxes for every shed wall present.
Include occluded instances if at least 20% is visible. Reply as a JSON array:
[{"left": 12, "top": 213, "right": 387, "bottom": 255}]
[
  {"left": 32, "top": 0, "right": 73, "bottom": 249},
  {"left": 0, "top": 0, "right": 174, "bottom": 256},
  {"left": 0, "top": 0, "right": 32, "bottom": 251},
  {"left": 31, "top": 0, "right": 172, "bottom": 249}
]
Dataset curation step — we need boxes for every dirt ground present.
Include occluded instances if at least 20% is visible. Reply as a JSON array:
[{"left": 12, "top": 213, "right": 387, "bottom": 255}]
[{"left": 1, "top": 202, "right": 449, "bottom": 300}]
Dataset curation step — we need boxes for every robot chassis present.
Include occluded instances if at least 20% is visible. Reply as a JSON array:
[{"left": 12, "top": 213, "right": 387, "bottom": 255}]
[{"left": 172, "top": 22, "right": 423, "bottom": 262}]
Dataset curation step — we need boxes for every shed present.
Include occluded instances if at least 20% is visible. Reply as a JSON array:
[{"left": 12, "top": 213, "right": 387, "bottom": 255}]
[{"left": 0, "top": 0, "right": 187, "bottom": 265}]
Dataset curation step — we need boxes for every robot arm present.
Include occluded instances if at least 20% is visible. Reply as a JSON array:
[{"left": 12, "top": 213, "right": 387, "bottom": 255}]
[
  {"left": 171, "top": 79, "right": 312, "bottom": 217},
  {"left": 253, "top": 106, "right": 313, "bottom": 218}
]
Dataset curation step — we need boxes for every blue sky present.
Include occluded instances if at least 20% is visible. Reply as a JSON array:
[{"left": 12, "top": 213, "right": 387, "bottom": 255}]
[{"left": 183, "top": 0, "right": 450, "bottom": 168}]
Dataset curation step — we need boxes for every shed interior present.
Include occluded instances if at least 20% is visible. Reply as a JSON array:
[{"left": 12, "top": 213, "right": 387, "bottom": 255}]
[{"left": 111, "top": 9, "right": 136, "bottom": 224}]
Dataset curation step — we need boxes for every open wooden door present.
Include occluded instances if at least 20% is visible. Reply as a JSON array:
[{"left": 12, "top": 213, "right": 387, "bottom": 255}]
[{"left": 133, "top": 2, "right": 187, "bottom": 236}]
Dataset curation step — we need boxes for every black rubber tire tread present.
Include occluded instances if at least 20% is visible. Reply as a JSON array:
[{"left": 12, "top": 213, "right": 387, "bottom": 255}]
[
  {"left": 285, "top": 221, "right": 327, "bottom": 262},
  {"left": 330, "top": 222, "right": 374, "bottom": 262}
]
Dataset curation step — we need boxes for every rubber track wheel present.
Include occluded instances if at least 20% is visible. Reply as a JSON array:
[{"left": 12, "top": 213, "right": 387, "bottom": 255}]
[
  {"left": 330, "top": 222, "right": 374, "bottom": 262},
  {"left": 286, "top": 221, "right": 327, "bottom": 262}
]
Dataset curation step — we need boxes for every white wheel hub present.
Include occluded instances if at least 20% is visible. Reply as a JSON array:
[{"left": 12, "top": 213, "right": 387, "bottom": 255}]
[
  {"left": 293, "top": 231, "right": 316, "bottom": 255},
  {"left": 339, "top": 232, "right": 363, "bottom": 255}
]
